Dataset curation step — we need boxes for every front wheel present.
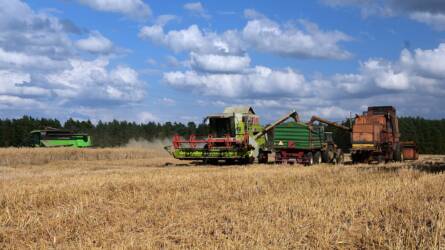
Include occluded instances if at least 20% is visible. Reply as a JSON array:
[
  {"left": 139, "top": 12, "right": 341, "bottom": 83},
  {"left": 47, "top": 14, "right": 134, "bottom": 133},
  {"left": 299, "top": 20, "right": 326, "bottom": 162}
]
[{"left": 258, "top": 151, "right": 268, "bottom": 164}]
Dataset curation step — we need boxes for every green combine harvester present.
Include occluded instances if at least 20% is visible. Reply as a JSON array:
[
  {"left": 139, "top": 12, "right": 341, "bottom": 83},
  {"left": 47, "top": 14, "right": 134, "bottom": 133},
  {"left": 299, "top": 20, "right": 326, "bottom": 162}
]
[
  {"left": 29, "top": 127, "right": 92, "bottom": 148},
  {"left": 165, "top": 106, "right": 299, "bottom": 164}
]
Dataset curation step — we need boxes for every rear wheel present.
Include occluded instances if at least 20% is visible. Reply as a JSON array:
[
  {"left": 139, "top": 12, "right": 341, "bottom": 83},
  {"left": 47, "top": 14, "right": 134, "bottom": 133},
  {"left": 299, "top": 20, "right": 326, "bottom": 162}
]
[{"left": 313, "top": 151, "right": 322, "bottom": 165}]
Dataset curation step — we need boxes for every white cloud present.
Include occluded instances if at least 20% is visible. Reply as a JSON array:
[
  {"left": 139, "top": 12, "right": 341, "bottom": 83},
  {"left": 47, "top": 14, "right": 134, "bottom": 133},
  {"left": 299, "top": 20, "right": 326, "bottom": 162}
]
[
  {"left": 409, "top": 12, "right": 445, "bottom": 31},
  {"left": 322, "top": 0, "right": 445, "bottom": 29},
  {"left": 139, "top": 24, "right": 243, "bottom": 55},
  {"left": 0, "top": 0, "right": 147, "bottom": 121},
  {"left": 76, "top": 0, "right": 151, "bottom": 20},
  {"left": 164, "top": 66, "right": 309, "bottom": 98},
  {"left": 184, "top": 2, "right": 210, "bottom": 19},
  {"left": 0, "top": 48, "right": 65, "bottom": 70},
  {"left": 155, "top": 14, "right": 179, "bottom": 26},
  {"left": 0, "top": 70, "right": 49, "bottom": 97},
  {"left": 76, "top": 31, "right": 114, "bottom": 54},
  {"left": 190, "top": 52, "right": 251, "bottom": 73},
  {"left": 46, "top": 58, "right": 145, "bottom": 102},
  {"left": 400, "top": 45, "right": 445, "bottom": 78},
  {"left": 0, "top": 95, "right": 43, "bottom": 109},
  {"left": 160, "top": 97, "right": 176, "bottom": 106},
  {"left": 243, "top": 18, "right": 352, "bottom": 60},
  {"left": 138, "top": 111, "right": 159, "bottom": 123}
]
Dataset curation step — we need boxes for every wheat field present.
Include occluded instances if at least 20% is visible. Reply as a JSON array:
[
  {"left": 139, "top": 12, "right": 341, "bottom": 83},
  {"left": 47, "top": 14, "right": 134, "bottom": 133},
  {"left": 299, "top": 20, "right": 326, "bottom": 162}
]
[{"left": 0, "top": 147, "right": 444, "bottom": 249}]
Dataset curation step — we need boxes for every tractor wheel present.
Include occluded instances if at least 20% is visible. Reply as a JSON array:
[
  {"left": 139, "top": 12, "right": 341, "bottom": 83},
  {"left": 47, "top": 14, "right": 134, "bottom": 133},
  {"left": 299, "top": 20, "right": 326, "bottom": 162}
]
[
  {"left": 305, "top": 152, "right": 314, "bottom": 166},
  {"left": 335, "top": 149, "right": 344, "bottom": 165},
  {"left": 321, "top": 150, "right": 329, "bottom": 163},
  {"left": 313, "top": 151, "right": 322, "bottom": 165}
]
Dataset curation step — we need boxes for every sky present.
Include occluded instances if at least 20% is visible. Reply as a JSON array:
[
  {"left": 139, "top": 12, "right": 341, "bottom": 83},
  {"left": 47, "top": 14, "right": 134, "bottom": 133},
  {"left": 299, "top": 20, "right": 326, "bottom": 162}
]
[{"left": 1, "top": 0, "right": 445, "bottom": 124}]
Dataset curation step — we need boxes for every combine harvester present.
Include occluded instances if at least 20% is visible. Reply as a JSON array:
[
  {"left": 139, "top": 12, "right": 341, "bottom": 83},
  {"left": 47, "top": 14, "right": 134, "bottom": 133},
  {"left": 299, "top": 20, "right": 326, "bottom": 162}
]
[
  {"left": 165, "top": 106, "right": 299, "bottom": 164},
  {"left": 29, "top": 127, "right": 92, "bottom": 148},
  {"left": 351, "top": 106, "right": 418, "bottom": 163}
]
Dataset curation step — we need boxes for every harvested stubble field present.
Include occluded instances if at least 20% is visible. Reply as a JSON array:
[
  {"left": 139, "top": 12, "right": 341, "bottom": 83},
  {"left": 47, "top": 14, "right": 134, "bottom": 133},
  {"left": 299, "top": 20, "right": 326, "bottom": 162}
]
[{"left": 1, "top": 148, "right": 445, "bottom": 249}]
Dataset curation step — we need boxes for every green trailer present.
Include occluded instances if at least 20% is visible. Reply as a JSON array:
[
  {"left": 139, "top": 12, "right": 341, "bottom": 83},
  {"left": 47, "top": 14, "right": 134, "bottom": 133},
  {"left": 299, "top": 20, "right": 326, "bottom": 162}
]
[
  {"left": 273, "top": 121, "right": 345, "bottom": 165},
  {"left": 29, "top": 128, "right": 92, "bottom": 148}
]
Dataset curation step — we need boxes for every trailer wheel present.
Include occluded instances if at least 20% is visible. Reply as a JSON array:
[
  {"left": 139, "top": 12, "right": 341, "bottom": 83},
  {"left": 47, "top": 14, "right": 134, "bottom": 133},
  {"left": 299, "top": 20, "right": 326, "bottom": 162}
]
[
  {"left": 313, "top": 151, "right": 322, "bottom": 165},
  {"left": 305, "top": 152, "right": 314, "bottom": 166},
  {"left": 335, "top": 149, "right": 344, "bottom": 164}
]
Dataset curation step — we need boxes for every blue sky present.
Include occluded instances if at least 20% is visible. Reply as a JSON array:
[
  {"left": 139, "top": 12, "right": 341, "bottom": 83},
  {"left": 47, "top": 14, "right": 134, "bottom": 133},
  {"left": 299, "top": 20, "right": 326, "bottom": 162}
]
[{"left": 1, "top": 0, "right": 445, "bottom": 124}]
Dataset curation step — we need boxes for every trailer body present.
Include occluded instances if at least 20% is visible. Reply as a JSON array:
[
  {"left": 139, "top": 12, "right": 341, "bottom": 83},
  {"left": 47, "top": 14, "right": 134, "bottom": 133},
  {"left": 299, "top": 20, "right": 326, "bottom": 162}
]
[{"left": 272, "top": 122, "right": 343, "bottom": 165}]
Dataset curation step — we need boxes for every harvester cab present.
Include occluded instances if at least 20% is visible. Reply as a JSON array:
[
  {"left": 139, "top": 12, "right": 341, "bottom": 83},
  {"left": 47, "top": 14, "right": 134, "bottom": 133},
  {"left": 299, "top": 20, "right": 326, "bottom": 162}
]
[{"left": 165, "top": 106, "right": 299, "bottom": 164}]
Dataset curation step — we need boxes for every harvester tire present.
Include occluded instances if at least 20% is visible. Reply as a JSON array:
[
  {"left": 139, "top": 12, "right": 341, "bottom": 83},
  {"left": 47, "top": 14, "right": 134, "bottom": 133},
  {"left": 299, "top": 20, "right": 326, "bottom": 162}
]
[
  {"left": 394, "top": 143, "right": 403, "bottom": 162},
  {"left": 313, "top": 151, "right": 322, "bottom": 165},
  {"left": 258, "top": 151, "right": 268, "bottom": 164}
]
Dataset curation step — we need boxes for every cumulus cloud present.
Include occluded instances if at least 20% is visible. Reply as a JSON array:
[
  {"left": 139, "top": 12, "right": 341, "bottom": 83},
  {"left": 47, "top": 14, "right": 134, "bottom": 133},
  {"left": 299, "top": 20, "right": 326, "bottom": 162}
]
[
  {"left": 409, "top": 12, "right": 445, "bottom": 31},
  {"left": 164, "top": 42, "right": 445, "bottom": 119},
  {"left": 138, "top": 111, "right": 160, "bottom": 123},
  {"left": 183, "top": 2, "right": 210, "bottom": 19},
  {"left": 0, "top": 0, "right": 147, "bottom": 116},
  {"left": 76, "top": 31, "right": 114, "bottom": 54},
  {"left": 190, "top": 52, "right": 251, "bottom": 73},
  {"left": 140, "top": 11, "right": 352, "bottom": 61},
  {"left": 46, "top": 58, "right": 144, "bottom": 103},
  {"left": 76, "top": 0, "right": 151, "bottom": 20},
  {"left": 242, "top": 18, "right": 352, "bottom": 60},
  {"left": 321, "top": 0, "right": 445, "bottom": 29},
  {"left": 139, "top": 24, "right": 243, "bottom": 55},
  {"left": 163, "top": 66, "right": 309, "bottom": 98},
  {"left": 333, "top": 45, "right": 445, "bottom": 98}
]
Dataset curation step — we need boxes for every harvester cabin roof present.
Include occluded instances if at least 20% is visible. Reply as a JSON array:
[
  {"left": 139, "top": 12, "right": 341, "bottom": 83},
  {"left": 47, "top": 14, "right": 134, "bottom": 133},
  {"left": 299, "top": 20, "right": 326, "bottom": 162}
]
[{"left": 223, "top": 106, "right": 255, "bottom": 114}]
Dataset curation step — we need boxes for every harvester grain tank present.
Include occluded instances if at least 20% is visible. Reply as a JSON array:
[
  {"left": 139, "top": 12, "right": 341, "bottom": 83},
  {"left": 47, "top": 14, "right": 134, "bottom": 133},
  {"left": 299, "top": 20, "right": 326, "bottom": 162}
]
[
  {"left": 351, "top": 106, "right": 404, "bottom": 163},
  {"left": 165, "top": 106, "right": 299, "bottom": 164},
  {"left": 273, "top": 116, "right": 350, "bottom": 165},
  {"left": 29, "top": 127, "right": 92, "bottom": 148}
]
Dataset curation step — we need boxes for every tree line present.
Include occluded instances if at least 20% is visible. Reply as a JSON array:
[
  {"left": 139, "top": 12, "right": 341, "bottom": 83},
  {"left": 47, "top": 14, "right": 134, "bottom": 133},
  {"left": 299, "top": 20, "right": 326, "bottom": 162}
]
[{"left": 0, "top": 116, "right": 444, "bottom": 154}]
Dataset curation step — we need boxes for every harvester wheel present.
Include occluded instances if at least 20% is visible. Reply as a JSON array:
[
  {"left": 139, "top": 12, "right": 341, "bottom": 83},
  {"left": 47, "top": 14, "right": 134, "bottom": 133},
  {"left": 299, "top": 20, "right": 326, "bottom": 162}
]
[
  {"left": 258, "top": 151, "right": 268, "bottom": 164},
  {"left": 394, "top": 143, "right": 403, "bottom": 162},
  {"left": 313, "top": 151, "right": 322, "bottom": 165}
]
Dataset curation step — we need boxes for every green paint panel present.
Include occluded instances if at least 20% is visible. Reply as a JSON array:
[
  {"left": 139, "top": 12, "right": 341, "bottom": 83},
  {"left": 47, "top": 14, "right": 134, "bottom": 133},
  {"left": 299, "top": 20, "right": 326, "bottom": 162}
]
[
  {"left": 40, "top": 136, "right": 92, "bottom": 148},
  {"left": 273, "top": 122, "right": 324, "bottom": 150}
]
